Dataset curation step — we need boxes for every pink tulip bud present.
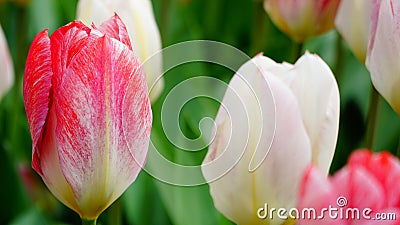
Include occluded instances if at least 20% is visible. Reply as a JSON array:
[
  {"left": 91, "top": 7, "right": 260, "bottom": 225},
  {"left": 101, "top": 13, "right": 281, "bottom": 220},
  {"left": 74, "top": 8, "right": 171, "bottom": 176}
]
[
  {"left": 264, "top": 0, "right": 341, "bottom": 42},
  {"left": 0, "top": 24, "right": 14, "bottom": 100},
  {"left": 298, "top": 150, "right": 400, "bottom": 225},
  {"left": 23, "top": 14, "right": 152, "bottom": 220}
]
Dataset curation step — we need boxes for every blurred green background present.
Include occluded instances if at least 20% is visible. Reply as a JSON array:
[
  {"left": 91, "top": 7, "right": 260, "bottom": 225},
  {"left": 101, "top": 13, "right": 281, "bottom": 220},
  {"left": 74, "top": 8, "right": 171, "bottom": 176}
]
[{"left": 0, "top": 0, "right": 399, "bottom": 224}]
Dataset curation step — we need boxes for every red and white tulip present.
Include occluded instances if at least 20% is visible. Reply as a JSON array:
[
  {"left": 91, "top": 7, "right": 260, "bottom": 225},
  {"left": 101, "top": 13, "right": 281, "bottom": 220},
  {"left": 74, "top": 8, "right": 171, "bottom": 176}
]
[{"left": 23, "top": 14, "right": 152, "bottom": 220}]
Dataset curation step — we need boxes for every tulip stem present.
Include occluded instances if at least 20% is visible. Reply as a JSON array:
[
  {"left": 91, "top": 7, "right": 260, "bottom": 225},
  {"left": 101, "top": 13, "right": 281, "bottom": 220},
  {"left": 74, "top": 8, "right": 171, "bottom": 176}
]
[
  {"left": 397, "top": 137, "right": 400, "bottom": 158},
  {"left": 82, "top": 218, "right": 97, "bottom": 225},
  {"left": 364, "top": 86, "right": 380, "bottom": 149},
  {"left": 291, "top": 41, "right": 303, "bottom": 63}
]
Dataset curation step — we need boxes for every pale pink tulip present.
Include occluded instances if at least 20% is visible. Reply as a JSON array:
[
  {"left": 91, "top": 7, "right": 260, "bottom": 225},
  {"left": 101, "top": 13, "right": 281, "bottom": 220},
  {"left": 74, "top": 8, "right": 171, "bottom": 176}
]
[{"left": 202, "top": 52, "right": 339, "bottom": 225}]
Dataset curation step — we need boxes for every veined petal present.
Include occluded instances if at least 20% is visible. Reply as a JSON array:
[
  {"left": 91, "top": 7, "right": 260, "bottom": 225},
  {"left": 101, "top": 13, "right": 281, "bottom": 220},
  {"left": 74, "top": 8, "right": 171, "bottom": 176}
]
[
  {"left": 0, "top": 25, "right": 14, "bottom": 100},
  {"left": 38, "top": 106, "right": 82, "bottom": 216},
  {"left": 23, "top": 29, "right": 52, "bottom": 174},
  {"left": 50, "top": 20, "right": 95, "bottom": 90},
  {"left": 55, "top": 36, "right": 150, "bottom": 219},
  {"left": 276, "top": 52, "right": 339, "bottom": 175},
  {"left": 95, "top": 13, "right": 132, "bottom": 50}
]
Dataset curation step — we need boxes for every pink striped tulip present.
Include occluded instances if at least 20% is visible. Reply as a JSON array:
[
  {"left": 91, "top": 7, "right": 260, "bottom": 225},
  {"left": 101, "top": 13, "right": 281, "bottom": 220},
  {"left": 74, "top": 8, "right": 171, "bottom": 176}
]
[
  {"left": 0, "top": 24, "right": 14, "bottom": 100},
  {"left": 23, "top": 14, "right": 152, "bottom": 220},
  {"left": 366, "top": 0, "right": 400, "bottom": 114},
  {"left": 264, "top": 0, "right": 341, "bottom": 42},
  {"left": 298, "top": 150, "right": 400, "bottom": 225}
]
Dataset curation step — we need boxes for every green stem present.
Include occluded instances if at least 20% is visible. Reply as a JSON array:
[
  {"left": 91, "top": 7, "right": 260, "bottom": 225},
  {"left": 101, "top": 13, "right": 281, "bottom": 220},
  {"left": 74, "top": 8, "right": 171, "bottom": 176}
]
[
  {"left": 334, "top": 34, "right": 344, "bottom": 85},
  {"left": 397, "top": 136, "right": 400, "bottom": 158},
  {"left": 249, "top": 0, "right": 267, "bottom": 56},
  {"left": 108, "top": 199, "right": 122, "bottom": 225},
  {"left": 81, "top": 218, "right": 97, "bottom": 225},
  {"left": 291, "top": 41, "right": 303, "bottom": 63},
  {"left": 364, "top": 86, "right": 380, "bottom": 149}
]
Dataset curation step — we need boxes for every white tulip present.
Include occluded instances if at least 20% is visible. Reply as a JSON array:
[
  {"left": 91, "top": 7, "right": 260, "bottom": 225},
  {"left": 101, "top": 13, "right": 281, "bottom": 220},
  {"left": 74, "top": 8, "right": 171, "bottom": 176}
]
[{"left": 202, "top": 52, "right": 339, "bottom": 225}]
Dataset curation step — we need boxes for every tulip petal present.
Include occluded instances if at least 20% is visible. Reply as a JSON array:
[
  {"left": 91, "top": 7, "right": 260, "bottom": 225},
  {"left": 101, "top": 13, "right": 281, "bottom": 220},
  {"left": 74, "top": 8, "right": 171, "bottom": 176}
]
[
  {"left": 0, "top": 25, "right": 14, "bottom": 100},
  {"left": 50, "top": 21, "right": 95, "bottom": 89},
  {"left": 335, "top": 0, "right": 373, "bottom": 62},
  {"left": 55, "top": 36, "right": 150, "bottom": 218},
  {"left": 366, "top": 0, "right": 400, "bottom": 114},
  {"left": 276, "top": 52, "right": 339, "bottom": 175},
  {"left": 95, "top": 13, "right": 132, "bottom": 50},
  {"left": 23, "top": 30, "right": 53, "bottom": 174}
]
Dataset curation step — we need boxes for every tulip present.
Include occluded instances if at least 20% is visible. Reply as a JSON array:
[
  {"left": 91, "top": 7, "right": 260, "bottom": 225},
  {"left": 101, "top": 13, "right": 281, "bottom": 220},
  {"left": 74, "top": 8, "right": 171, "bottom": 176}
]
[
  {"left": 263, "top": 0, "right": 341, "bottom": 42},
  {"left": 0, "top": 24, "right": 14, "bottom": 100},
  {"left": 335, "top": 0, "right": 373, "bottom": 62},
  {"left": 23, "top": 14, "right": 152, "bottom": 222},
  {"left": 366, "top": 0, "right": 400, "bottom": 114},
  {"left": 202, "top": 52, "right": 339, "bottom": 225},
  {"left": 76, "top": 0, "right": 164, "bottom": 102},
  {"left": 298, "top": 150, "right": 400, "bottom": 225}
]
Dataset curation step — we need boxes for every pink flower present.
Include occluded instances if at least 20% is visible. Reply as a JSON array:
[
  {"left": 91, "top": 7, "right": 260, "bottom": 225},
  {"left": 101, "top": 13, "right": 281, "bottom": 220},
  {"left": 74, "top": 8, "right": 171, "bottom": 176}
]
[
  {"left": 23, "top": 14, "right": 152, "bottom": 220},
  {"left": 264, "top": 0, "right": 341, "bottom": 42},
  {"left": 298, "top": 150, "right": 400, "bottom": 225}
]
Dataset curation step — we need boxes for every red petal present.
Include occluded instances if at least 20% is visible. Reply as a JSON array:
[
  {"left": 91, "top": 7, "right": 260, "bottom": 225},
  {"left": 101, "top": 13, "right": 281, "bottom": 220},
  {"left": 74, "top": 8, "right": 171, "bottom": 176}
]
[
  {"left": 55, "top": 36, "right": 150, "bottom": 211},
  {"left": 94, "top": 13, "right": 133, "bottom": 50},
  {"left": 50, "top": 21, "right": 96, "bottom": 89},
  {"left": 23, "top": 30, "right": 52, "bottom": 174}
]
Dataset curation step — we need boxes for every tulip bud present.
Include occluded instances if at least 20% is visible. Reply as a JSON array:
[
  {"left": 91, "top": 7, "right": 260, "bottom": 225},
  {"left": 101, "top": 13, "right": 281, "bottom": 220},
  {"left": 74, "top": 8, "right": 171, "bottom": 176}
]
[
  {"left": 335, "top": 0, "right": 373, "bottom": 62},
  {"left": 264, "top": 0, "right": 340, "bottom": 42},
  {"left": 202, "top": 52, "right": 339, "bottom": 225},
  {"left": 0, "top": 24, "right": 14, "bottom": 100},
  {"left": 23, "top": 14, "right": 152, "bottom": 220},
  {"left": 298, "top": 150, "right": 400, "bottom": 225},
  {"left": 366, "top": 0, "right": 400, "bottom": 114},
  {"left": 76, "top": 0, "right": 164, "bottom": 102}
]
